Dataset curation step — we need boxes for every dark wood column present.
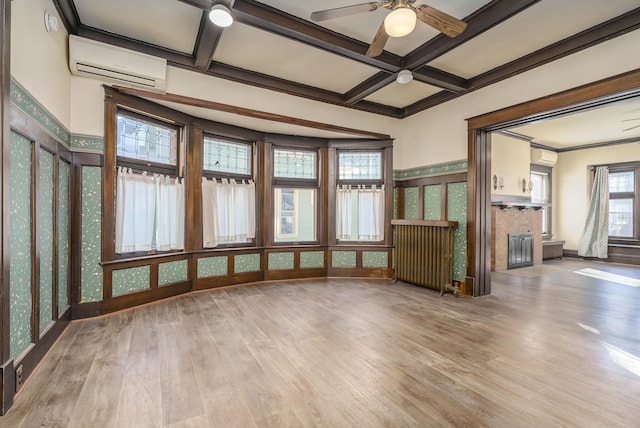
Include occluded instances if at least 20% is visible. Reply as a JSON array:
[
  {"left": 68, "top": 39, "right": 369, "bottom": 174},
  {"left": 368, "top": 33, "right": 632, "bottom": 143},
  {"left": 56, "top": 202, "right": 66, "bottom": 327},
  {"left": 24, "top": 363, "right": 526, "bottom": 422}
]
[{"left": 466, "top": 128, "right": 492, "bottom": 297}]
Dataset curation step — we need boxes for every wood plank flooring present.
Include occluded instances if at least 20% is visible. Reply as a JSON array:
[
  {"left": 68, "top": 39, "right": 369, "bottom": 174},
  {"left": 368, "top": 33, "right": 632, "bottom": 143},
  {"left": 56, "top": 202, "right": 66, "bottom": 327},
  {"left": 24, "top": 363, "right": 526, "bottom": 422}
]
[{"left": 2, "top": 259, "right": 640, "bottom": 427}]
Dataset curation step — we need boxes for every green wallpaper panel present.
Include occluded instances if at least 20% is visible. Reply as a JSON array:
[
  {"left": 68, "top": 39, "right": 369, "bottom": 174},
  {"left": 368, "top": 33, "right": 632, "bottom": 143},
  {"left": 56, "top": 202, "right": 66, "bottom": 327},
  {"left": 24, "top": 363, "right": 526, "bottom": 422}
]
[
  {"left": 71, "top": 134, "right": 104, "bottom": 153},
  {"left": 393, "top": 188, "right": 398, "bottom": 219},
  {"left": 268, "top": 252, "right": 294, "bottom": 270},
  {"left": 394, "top": 160, "right": 468, "bottom": 180},
  {"left": 39, "top": 149, "right": 54, "bottom": 335},
  {"left": 423, "top": 185, "right": 442, "bottom": 221},
  {"left": 404, "top": 187, "right": 420, "bottom": 220},
  {"left": 58, "top": 160, "right": 70, "bottom": 313},
  {"left": 300, "top": 251, "right": 324, "bottom": 269},
  {"left": 10, "top": 79, "right": 70, "bottom": 147},
  {"left": 198, "top": 256, "right": 228, "bottom": 278},
  {"left": 447, "top": 182, "right": 468, "bottom": 282},
  {"left": 159, "top": 260, "right": 188, "bottom": 286},
  {"left": 10, "top": 132, "right": 32, "bottom": 359},
  {"left": 81, "top": 167, "right": 103, "bottom": 302},
  {"left": 362, "top": 251, "right": 388, "bottom": 268},
  {"left": 112, "top": 266, "right": 150, "bottom": 297},
  {"left": 332, "top": 251, "right": 356, "bottom": 268},
  {"left": 235, "top": 254, "right": 261, "bottom": 273}
]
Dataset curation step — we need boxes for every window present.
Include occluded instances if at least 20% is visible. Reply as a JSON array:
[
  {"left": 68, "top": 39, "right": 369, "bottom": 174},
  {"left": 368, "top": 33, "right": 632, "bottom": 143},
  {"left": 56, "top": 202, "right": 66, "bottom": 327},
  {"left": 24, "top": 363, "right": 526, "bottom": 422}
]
[
  {"left": 336, "top": 151, "right": 385, "bottom": 241},
  {"left": 114, "top": 110, "right": 184, "bottom": 254},
  {"left": 273, "top": 148, "right": 318, "bottom": 243},
  {"left": 608, "top": 169, "right": 635, "bottom": 239},
  {"left": 117, "top": 110, "right": 178, "bottom": 172},
  {"left": 203, "top": 136, "right": 252, "bottom": 176},
  {"left": 201, "top": 136, "right": 255, "bottom": 247},
  {"left": 530, "top": 165, "right": 552, "bottom": 238},
  {"left": 338, "top": 151, "right": 382, "bottom": 181}
]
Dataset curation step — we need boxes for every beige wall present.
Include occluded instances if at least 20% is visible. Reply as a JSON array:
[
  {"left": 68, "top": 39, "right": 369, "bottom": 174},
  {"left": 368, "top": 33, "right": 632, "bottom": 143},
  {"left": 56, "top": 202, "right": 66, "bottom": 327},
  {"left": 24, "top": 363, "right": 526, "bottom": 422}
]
[
  {"left": 556, "top": 142, "right": 640, "bottom": 249},
  {"left": 11, "top": 0, "right": 71, "bottom": 129},
  {"left": 491, "top": 133, "right": 531, "bottom": 197},
  {"left": 393, "top": 30, "right": 640, "bottom": 170}
]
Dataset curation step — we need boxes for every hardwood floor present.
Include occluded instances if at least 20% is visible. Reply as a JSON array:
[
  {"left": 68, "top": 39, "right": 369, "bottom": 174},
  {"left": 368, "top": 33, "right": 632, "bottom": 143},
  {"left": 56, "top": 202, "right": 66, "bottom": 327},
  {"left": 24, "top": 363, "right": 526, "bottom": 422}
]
[{"left": 2, "top": 259, "right": 640, "bottom": 427}]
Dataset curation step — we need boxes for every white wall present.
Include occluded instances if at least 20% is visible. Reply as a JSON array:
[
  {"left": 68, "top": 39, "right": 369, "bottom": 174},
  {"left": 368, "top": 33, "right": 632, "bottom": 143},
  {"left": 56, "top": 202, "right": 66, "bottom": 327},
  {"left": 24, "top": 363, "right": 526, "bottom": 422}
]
[
  {"left": 393, "top": 30, "right": 640, "bottom": 170},
  {"left": 11, "top": 0, "right": 71, "bottom": 129},
  {"left": 69, "top": 66, "right": 401, "bottom": 138},
  {"left": 491, "top": 133, "right": 531, "bottom": 197},
  {"left": 556, "top": 142, "right": 640, "bottom": 249}
]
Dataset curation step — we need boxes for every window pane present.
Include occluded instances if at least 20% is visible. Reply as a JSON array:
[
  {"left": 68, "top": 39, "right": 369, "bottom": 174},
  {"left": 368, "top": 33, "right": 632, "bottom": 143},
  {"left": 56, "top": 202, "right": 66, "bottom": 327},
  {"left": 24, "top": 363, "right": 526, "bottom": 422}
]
[
  {"left": 609, "top": 171, "right": 634, "bottom": 193},
  {"left": 339, "top": 151, "right": 382, "bottom": 180},
  {"left": 273, "top": 149, "right": 316, "bottom": 179},
  {"left": 530, "top": 172, "right": 549, "bottom": 202},
  {"left": 117, "top": 113, "right": 177, "bottom": 165},
  {"left": 274, "top": 188, "right": 316, "bottom": 242},
  {"left": 609, "top": 198, "right": 633, "bottom": 237},
  {"left": 203, "top": 138, "right": 251, "bottom": 175}
]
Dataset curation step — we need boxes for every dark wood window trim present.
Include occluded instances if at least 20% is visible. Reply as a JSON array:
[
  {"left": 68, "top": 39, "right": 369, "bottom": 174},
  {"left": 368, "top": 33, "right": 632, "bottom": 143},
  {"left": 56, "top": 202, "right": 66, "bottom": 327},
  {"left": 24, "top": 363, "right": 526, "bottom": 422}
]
[
  {"left": 530, "top": 164, "right": 552, "bottom": 239},
  {"left": 601, "top": 162, "right": 640, "bottom": 245},
  {"left": 103, "top": 87, "right": 394, "bottom": 264}
]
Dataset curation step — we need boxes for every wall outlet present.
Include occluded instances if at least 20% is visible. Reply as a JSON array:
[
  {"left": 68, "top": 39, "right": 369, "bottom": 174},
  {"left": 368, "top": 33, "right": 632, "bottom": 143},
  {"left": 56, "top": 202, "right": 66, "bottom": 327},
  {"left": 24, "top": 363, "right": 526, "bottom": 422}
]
[{"left": 15, "top": 365, "right": 24, "bottom": 391}]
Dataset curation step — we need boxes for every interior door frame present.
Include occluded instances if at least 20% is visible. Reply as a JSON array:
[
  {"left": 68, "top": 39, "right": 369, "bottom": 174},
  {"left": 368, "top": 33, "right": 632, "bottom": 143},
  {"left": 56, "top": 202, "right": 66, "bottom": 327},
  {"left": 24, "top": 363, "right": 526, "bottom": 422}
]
[{"left": 465, "top": 69, "right": 640, "bottom": 297}]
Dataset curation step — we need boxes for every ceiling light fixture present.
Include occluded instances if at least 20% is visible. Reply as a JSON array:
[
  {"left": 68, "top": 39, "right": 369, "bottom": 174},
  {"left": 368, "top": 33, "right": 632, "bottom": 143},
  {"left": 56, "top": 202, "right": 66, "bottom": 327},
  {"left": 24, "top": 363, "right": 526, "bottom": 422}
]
[
  {"left": 396, "top": 69, "right": 413, "bottom": 84},
  {"left": 384, "top": 7, "right": 416, "bottom": 38},
  {"left": 209, "top": 4, "right": 233, "bottom": 28}
]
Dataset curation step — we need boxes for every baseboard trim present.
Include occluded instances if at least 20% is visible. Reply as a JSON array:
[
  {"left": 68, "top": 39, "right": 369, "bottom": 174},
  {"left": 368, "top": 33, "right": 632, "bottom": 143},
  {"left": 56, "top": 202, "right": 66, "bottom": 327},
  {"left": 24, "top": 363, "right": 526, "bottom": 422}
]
[
  {"left": 0, "top": 307, "right": 71, "bottom": 415},
  {"left": 563, "top": 248, "right": 640, "bottom": 265}
]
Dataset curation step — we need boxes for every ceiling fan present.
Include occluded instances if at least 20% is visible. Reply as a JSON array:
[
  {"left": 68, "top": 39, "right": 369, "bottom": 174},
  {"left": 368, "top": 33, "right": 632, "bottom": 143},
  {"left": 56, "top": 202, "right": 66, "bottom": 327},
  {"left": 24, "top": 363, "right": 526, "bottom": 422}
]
[
  {"left": 310, "top": 0, "right": 467, "bottom": 57},
  {"left": 622, "top": 118, "right": 640, "bottom": 132}
]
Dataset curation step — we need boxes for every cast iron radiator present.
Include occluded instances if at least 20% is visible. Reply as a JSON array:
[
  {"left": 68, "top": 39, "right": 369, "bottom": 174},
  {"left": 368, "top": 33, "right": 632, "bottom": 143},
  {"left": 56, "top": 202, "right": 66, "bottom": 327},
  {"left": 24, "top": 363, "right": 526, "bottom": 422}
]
[{"left": 391, "top": 219, "right": 458, "bottom": 295}]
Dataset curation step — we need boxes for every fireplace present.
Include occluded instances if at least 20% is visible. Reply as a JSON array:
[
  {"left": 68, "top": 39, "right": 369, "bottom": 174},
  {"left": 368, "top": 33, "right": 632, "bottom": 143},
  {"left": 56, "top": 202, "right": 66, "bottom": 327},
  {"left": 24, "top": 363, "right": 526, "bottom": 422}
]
[
  {"left": 508, "top": 232, "right": 534, "bottom": 269},
  {"left": 491, "top": 203, "right": 543, "bottom": 271}
]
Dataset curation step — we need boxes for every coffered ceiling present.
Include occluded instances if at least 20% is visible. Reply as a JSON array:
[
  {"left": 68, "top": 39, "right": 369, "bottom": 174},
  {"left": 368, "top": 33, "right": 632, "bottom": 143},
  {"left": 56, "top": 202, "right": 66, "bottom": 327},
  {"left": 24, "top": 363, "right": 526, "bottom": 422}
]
[{"left": 54, "top": 0, "right": 640, "bottom": 119}]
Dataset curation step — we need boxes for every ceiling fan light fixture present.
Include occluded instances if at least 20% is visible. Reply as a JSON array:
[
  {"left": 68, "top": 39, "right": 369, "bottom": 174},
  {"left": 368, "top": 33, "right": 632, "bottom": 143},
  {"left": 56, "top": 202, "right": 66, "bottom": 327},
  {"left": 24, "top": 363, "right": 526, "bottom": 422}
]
[
  {"left": 384, "top": 8, "right": 416, "bottom": 37},
  {"left": 209, "top": 4, "right": 233, "bottom": 28},
  {"left": 396, "top": 69, "right": 413, "bottom": 84}
]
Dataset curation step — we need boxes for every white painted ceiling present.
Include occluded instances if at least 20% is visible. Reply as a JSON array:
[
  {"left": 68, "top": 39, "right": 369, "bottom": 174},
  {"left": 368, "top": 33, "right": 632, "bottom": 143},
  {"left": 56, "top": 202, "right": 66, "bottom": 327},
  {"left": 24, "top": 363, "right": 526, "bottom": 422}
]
[
  {"left": 68, "top": 0, "right": 640, "bottom": 143},
  {"left": 509, "top": 97, "right": 640, "bottom": 149}
]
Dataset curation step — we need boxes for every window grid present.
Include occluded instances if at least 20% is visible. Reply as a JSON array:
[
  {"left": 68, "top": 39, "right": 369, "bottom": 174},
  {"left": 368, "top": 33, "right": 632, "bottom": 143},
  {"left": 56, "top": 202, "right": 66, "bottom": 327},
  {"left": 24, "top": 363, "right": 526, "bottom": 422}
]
[
  {"left": 338, "top": 151, "right": 382, "bottom": 181},
  {"left": 609, "top": 170, "right": 635, "bottom": 239},
  {"left": 117, "top": 113, "right": 177, "bottom": 166},
  {"left": 203, "top": 137, "right": 251, "bottom": 176},
  {"left": 273, "top": 149, "right": 316, "bottom": 179}
]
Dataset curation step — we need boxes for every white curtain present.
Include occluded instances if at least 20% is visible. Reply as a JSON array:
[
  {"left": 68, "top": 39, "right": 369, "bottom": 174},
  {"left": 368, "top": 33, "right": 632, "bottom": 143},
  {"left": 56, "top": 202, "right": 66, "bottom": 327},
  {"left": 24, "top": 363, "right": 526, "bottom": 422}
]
[
  {"left": 336, "top": 185, "right": 352, "bottom": 240},
  {"left": 578, "top": 166, "right": 609, "bottom": 258},
  {"left": 336, "top": 184, "right": 385, "bottom": 241},
  {"left": 115, "top": 167, "right": 184, "bottom": 253},
  {"left": 156, "top": 175, "right": 185, "bottom": 251},
  {"left": 358, "top": 185, "right": 385, "bottom": 241},
  {"left": 202, "top": 178, "right": 256, "bottom": 247}
]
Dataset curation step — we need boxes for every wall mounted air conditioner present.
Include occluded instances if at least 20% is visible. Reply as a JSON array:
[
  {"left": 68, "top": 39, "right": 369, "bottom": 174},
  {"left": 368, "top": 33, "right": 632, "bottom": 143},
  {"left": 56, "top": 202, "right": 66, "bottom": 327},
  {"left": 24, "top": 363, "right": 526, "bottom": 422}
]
[
  {"left": 530, "top": 148, "right": 558, "bottom": 166},
  {"left": 69, "top": 35, "right": 167, "bottom": 92}
]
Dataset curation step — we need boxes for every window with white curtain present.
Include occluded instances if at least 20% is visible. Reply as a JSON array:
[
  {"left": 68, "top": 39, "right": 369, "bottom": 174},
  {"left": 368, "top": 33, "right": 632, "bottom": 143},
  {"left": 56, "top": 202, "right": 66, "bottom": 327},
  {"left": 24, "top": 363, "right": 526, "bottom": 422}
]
[
  {"left": 201, "top": 136, "right": 255, "bottom": 247},
  {"left": 202, "top": 178, "right": 256, "bottom": 247},
  {"left": 336, "top": 150, "right": 385, "bottom": 241},
  {"left": 115, "top": 111, "right": 184, "bottom": 254},
  {"left": 115, "top": 168, "right": 184, "bottom": 253}
]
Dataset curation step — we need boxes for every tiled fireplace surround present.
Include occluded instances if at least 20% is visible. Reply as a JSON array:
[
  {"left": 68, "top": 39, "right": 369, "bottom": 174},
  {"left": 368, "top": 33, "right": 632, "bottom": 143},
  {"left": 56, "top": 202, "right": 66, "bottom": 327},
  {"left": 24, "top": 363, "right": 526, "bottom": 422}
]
[{"left": 491, "top": 204, "right": 543, "bottom": 271}]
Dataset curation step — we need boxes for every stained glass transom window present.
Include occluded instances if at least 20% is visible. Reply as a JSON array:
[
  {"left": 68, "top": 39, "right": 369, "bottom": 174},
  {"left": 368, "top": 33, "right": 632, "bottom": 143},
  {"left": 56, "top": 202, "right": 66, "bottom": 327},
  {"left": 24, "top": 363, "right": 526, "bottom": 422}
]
[
  {"left": 116, "top": 112, "right": 177, "bottom": 165},
  {"left": 203, "top": 137, "right": 251, "bottom": 175},
  {"left": 273, "top": 149, "right": 316, "bottom": 179},
  {"left": 338, "top": 151, "right": 382, "bottom": 180}
]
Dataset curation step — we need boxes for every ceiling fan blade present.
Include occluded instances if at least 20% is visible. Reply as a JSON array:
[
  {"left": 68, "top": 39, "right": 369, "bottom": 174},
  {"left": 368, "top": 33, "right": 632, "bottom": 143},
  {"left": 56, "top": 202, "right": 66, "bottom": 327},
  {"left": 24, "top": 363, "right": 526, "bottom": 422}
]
[
  {"left": 366, "top": 21, "right": 389, "bottom": 57},
  {"left": 310, "top": 2, "right": 381, "bottom": 22},
  {"left": 415, "top": 5, "right": 467, "bottom": 38},
  {"left": 623, "top": 124, "right": 640, "bottom": 132}
]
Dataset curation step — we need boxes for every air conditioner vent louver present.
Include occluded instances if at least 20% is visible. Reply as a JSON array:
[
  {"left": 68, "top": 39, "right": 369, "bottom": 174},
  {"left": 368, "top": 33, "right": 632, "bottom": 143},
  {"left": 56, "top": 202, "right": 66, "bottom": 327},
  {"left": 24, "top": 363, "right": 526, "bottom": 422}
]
[{"left": 69, "top": 35, "right": 167, "bottom": 92}]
